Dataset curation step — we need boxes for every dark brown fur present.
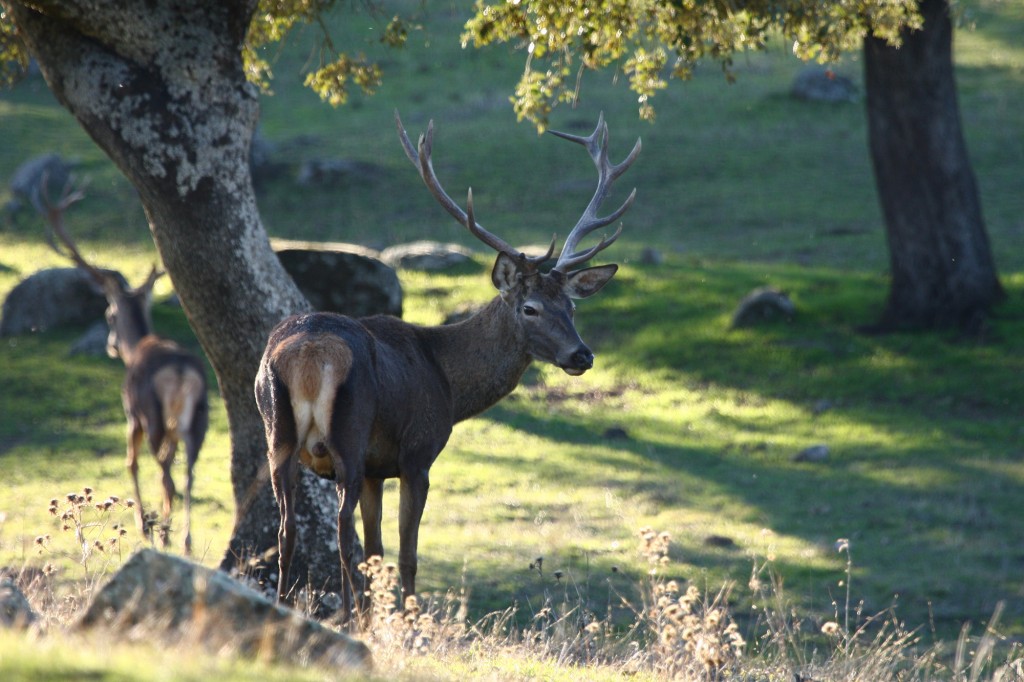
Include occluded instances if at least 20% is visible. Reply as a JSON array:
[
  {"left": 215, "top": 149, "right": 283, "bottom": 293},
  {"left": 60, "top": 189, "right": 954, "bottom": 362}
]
[
  {"left": 256, "top": 258, "right": 616, "bottom": 619},
  {"left": 258, "top": 114, "right": 637, "bottom": 621},
  {"left": 112, "top": 294, "right": 209, "bottom": 556}
]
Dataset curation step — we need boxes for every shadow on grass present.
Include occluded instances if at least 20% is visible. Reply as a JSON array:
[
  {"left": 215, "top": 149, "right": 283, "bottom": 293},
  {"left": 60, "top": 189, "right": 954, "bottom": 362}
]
[
  {"left": 447, "top": 395, "right": 1024, "bottom": 638},
  {"left": 420, "top": 263, "right": 1024, "bottom": 637}
]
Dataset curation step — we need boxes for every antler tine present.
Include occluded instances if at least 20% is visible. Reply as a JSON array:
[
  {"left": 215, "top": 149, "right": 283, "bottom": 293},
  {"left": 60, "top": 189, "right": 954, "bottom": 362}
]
[
  {"left": 135, "top": 264, "right": 165, "bottom": 294},
  {"left": 39, "top": 173, "right": 109, "bottom": 286},
  {"left": 549, "top": 113, "right": 641, "bottom": 272},
  {"left": 396, "top": 110, "right": 554, "bottom": 267}
]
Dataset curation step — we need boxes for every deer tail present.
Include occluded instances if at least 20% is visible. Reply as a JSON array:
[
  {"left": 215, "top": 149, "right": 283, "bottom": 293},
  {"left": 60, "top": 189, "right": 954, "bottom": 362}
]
[
  {"left": 272, "top": 334, "right": 354, "bottom": 474},
  {"left": 156, "top": 366, "right": 204, "bottom": 434}
]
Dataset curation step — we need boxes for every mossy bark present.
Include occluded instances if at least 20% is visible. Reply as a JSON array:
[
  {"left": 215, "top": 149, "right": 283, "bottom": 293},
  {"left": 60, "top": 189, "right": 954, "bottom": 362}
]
[{"left": 3, "top": 0, "right": 352, "bottom": 604}]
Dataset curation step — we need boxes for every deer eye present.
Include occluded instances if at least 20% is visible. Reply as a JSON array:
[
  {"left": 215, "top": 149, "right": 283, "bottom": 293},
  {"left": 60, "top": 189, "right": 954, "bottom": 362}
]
[{"left": 522, "top": 304, "right": 538, "bottom": 317}]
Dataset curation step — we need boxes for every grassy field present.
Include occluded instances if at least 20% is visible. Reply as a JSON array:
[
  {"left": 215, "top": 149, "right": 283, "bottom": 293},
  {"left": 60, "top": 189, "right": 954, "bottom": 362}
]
[{"left": 1, "top": 0, "right": 1023, "bottom": 678}]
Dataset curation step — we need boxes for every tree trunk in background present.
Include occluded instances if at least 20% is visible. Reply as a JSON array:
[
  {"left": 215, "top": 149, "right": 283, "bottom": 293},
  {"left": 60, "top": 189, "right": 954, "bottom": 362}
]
[
  {"left": 4, "top": 0, "right": 352, "bottom": 605},
  {"left": 864, "top": 0, "right": 1003, "bottom": 333}
]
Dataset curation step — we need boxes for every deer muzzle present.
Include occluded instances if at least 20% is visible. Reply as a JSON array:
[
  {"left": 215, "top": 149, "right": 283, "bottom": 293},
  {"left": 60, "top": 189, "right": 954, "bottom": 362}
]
[{"left": 561, "top": 346, "right": 594, "bottom": 376}]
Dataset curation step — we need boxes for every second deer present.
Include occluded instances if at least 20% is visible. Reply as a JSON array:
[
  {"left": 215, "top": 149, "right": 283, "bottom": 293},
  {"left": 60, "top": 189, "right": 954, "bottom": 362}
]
[
  {"left": 44, "top": 183, "right": 209, "bottom": 555},
  {"left": 256, "top": 112, "right": 640, "bottom": 619}
]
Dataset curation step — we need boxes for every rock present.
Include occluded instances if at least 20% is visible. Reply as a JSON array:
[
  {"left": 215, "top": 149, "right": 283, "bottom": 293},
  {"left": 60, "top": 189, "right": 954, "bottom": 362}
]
[
  {"left": 0, "top": 579, "right": 38, "bottom": 630},
  {"left": 639, "top": 247, "right": 663, "bottom": 266},
  {"left": 296, "top": 159, "right": 382, "bottom": 187},
  {"left": 380, "top": 240, "right": 474, "bottom": 271},
  {"left": 7, "top": 153, "right": 74, "bottom": 214},
  {"left": 602, "top": 426, "right": 630, "bottom": 441},
  {"left": 75, "top": 549, "right": 371, "bottom": 669},
  {"left": 0, "top": 267, "right": 126, "bottom": 337},
  {"left": 703, "top": 535, "right": 737, "bottom": 549},
  {"left": 791, "top": 67, "right": 858, "bottom": 103},
  {"left": 70, "top": 320, "right": 111, "bottom": 357},
  {"left": 794, "top": 444, "right": 830, "bottom": 463},
  {"left": 273, "top": 239, "right": 402, "bottom": 318},
  {"left": 812, "top": 399, "right": 834, "bottom": 415},
  {"left": 731, "top": 286, "right": 795, "bottom": 328}
]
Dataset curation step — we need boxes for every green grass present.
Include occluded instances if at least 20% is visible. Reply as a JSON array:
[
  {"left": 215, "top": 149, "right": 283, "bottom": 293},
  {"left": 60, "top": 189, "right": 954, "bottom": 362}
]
[{"left": 1, "top": 0, "right": 1023, "bottom": 677}]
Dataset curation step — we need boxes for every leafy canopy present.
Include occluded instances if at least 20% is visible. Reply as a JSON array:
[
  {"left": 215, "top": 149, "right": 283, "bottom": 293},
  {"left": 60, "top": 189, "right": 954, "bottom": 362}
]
[
  {"left": 0, "top": 0, "right": 919, "bottom": 124},
  {"left": 0, "top": 7, "right": 28, "bottom": 88},
  {"left": 244, "top": 0, "right": 410, "bottom": 105},
  {"left": 0, "top": 0, "right": 409, "bottom": 105},
  {"left": 461, "top": 0, "right": 922, "bottom": 130}
]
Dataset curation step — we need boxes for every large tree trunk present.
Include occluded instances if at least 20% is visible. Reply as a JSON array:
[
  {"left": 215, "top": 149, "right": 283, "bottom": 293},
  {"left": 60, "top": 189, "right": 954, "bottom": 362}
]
[
  {"left": 863, "top": 0, "right": 1003, "bottom": 333},
  {"left": 4, "top": 0, "right": 352, "bottom": 605}
]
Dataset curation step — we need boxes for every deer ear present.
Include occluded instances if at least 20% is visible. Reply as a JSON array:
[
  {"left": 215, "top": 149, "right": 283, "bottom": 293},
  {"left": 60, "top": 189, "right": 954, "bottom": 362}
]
[
  {"left": 564, "top": 264, "right": 617, "bottom": 299},
  {"left": 491, "top": 252, "right": 522, "bottom": 293}
]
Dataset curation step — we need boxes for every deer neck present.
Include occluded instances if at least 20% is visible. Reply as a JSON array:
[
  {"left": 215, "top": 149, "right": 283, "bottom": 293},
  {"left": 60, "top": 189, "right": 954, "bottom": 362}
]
[
  {"left": 111, "top": 306, "right": 153, "bottom": 367},
  {"left": 423, "top": 296, "right": 532, "bottom": 423}
]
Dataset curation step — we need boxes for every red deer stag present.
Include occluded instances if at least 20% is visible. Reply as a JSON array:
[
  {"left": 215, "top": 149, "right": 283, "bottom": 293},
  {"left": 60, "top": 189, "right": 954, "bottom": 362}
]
[
  {"left": 256, "top": 112, "right": 640, "bottom": 618},
  {"left": 43, "top": 182, "right": 209, "bottom": 555}
]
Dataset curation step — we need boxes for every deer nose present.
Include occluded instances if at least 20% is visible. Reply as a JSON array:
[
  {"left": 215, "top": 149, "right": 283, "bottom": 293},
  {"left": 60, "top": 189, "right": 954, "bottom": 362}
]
[{"left": 570, "top": 346, "right": 594, "bottom": 370}]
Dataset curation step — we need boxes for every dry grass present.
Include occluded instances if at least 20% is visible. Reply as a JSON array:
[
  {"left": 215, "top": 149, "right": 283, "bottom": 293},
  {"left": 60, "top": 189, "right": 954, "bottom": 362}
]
[
  {"left": 3, "top": 497, "right": 1024, "bottom": 681},
  {"left": 337, "top": 529, "right": 1023, "bottom": 681}
]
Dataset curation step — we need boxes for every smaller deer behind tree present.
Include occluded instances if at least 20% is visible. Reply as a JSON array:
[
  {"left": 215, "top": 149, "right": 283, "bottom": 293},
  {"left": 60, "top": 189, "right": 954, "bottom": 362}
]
[
  {"left": 43, "top": 181, "right": 209, "bottom": 555},
  {"left": 256, "top": 112, "right": 640, "bottom": 620}
]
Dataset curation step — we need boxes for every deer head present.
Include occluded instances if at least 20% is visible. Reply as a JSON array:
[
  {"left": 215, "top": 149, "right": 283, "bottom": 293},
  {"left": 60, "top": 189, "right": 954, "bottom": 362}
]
[
  {"left": 396, "top": 111, "right": 640, "bottom": 375},
  {"left": 42, "top": 178, "right": 163, "bottom": 362}
]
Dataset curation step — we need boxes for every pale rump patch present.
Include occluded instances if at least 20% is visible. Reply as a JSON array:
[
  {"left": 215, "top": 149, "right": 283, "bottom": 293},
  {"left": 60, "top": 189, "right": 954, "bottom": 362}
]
[
  {"left": 270, "top": 334, "right": 354, "bottom": 476},
  {"left": 153, "top": 365, "right": 205, "bottom": 436}
]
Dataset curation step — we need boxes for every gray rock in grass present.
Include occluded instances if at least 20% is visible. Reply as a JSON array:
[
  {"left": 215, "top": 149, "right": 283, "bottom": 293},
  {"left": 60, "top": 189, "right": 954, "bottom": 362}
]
[{"left": 76, "top": 549, "right": 371, "bottom": 670}]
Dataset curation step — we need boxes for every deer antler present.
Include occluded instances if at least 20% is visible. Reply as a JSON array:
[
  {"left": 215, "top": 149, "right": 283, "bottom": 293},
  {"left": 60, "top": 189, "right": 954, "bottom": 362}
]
[
  {"left": 396, "top": 110, "right": 556, "bottom": 267},
  {"left": 549, "top": 113, "right": 641, "bottom": 273},
  {"left": 39, "top": 174, "right": 113, "bottom": 288}
]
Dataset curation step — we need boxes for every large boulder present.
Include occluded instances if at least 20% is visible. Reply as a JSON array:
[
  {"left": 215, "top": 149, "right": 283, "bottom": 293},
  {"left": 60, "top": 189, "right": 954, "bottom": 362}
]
[
  {"left": 295, "top": 159, "right": 383, "bottom": 187},
  {"left": 273, "top": 239, "right": 402, "bottom": 318},
  {"left": 0, "top": 267, "right": 125, "bottom": 336},
  {"left": 380, "top": 240, "right": 474, "bottom": 271},
  {"left": 75, "top": 549, "right": 371, "bottom": 669},
  {"left": 69, "top": 320, "right": 111, "bottom": 357}
]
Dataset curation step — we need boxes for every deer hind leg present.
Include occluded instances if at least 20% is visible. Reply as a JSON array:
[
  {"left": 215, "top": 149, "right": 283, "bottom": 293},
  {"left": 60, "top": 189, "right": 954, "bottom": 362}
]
[
  {"left": 270, "top": 449, "right": 300, "bottom": 603},
  {"left": 179, "top": 417, "right": 204, "bottom": 557},
  {"left": 326, "top": 422, "right": 371, "bottom": 624},
  {"left": 179, "top": 442, "right": 194, "bottom": 556},
  {"left": 154, "top": 432, "right": 178, "bottom": 550},
  {"left": 336, "top": 473, "right": 364, "bottom": 624},
  {"left": 177, "top": 366, "right": 208, "bottom": 552},
  {"left": 398, "top": 467, "right": 431, "bottom": 605},
  {"left": 125, "top": 421, "right": 148, "bottom": 539}
]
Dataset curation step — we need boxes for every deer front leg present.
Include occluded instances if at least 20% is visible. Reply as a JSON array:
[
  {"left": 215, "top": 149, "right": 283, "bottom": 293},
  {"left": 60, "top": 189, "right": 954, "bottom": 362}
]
[
  {"left": 357, "top": 477, "right": 385, "bottom": 616},
  {"left": 359, "top": 478, "right": 385, "bottom": 559},
  {"left": 125, "top": 421, "right": 147, "bottom": 539},
  {"left": 398, "top": 468, "right": 430, "bottom": 604}
]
